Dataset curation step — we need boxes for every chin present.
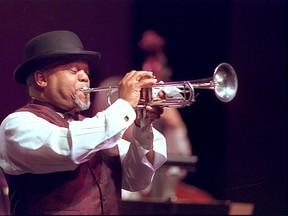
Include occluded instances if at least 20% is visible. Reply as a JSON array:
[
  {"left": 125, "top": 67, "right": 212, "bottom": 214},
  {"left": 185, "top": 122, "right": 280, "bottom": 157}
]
[{"left": 74, "top": 97, "right": 91, "bottom": 111}]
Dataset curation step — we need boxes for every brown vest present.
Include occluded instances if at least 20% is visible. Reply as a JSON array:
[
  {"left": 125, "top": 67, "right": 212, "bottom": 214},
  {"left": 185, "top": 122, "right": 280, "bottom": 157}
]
[{"left": 5, "top": 103, "right": 122, "bottom": 215}]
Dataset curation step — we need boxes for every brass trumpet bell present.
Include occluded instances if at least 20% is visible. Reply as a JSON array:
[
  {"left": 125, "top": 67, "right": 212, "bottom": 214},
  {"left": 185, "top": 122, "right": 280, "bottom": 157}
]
[{"left": 189, "top": 63, "right": 238, "bottom": 103}]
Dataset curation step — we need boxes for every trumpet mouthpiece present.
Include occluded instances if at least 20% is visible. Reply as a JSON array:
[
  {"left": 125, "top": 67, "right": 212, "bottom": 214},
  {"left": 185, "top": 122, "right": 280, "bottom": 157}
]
[{"left": 81, "top": 86, "right": 91, "bottom": 93}]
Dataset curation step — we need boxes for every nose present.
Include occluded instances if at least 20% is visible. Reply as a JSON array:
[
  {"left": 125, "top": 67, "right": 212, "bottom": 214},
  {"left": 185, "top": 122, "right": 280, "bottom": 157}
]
[{"left": 78, "top": 70, "right": 89, "bottom": 82}]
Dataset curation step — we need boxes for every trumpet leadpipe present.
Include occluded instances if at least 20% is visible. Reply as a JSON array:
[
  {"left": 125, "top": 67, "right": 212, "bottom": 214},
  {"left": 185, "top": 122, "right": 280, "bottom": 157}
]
[{"left": 82, "top": 86, "right": 118, "bottom": 93}]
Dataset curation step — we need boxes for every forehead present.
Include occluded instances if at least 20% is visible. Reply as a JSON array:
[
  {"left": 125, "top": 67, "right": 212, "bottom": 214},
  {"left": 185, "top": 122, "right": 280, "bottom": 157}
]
[{"left": 51, "top": 60, "right": 89, "bottom": 70}]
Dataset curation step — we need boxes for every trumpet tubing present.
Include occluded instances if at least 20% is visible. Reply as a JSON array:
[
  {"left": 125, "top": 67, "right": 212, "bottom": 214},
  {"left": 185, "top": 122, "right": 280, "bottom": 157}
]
[{"left": 83, "top": 63, "right": 238, "bottom": 108}]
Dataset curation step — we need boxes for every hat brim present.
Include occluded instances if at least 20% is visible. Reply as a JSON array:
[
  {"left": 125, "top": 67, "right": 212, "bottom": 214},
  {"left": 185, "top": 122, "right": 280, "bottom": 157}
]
[{"left": 14, "top": 50, "right": 101, "bottom": 85}]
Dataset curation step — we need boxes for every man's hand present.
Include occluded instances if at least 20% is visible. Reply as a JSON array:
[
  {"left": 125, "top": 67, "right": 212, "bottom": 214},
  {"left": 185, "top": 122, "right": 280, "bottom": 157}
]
[
  {"left": 135, "top": 106, "right": 164, "bottom": 127},
  {"left": 118, "top": 70, "right": 156, "bottom": 108}
]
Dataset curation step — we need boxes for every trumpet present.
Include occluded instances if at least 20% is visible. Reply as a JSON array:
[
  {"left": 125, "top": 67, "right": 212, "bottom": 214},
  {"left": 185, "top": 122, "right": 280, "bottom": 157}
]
[{"left": 83, "top": 63, "right": 238, "bottom": 109}]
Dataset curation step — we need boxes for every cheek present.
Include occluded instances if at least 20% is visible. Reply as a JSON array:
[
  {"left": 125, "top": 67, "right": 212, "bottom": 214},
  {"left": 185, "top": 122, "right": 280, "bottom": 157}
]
[
  {"left": 48, "top": 76, "right": 75, "bottom": 97},
  {"left": 57, "top": 75, "right": 77, "bottom": 89}
]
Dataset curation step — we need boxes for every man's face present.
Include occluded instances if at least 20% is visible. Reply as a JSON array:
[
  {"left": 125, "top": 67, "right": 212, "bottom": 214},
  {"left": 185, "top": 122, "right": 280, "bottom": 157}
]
[{"left": 43, "top": 60, "right": 91, "bottom": 111}]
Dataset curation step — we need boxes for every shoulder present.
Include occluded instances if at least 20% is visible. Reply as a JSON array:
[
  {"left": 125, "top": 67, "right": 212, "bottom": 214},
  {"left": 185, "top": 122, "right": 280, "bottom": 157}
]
[
  {"left": 3, "top": 111, "right": 38, "bottom": 122},
  {"left": 1, "top": 111, "right": 51, "bottom": 129}
]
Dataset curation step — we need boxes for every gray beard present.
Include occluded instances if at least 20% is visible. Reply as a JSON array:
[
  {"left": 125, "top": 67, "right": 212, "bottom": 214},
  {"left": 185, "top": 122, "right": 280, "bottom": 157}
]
[{"left": 74, "top": 95, "right": 91, "bottom": 111}]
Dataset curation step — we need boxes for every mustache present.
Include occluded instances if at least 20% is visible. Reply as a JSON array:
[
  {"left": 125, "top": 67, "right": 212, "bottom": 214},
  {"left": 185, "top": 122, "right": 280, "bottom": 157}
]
[{"left": 76, "top": 85, "right": 89, "bottom": 91}]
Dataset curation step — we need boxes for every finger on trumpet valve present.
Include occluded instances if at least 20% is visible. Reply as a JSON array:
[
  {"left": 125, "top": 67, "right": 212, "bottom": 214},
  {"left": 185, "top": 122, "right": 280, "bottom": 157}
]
[{"left": 140, "top": 73, "right": 155, "bottom": 80}]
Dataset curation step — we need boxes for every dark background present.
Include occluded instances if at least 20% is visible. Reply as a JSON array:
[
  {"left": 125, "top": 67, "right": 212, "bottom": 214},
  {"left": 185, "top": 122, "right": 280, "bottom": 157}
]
[{"left": 0, "top": 0, "right": 287, "bottom": 214}]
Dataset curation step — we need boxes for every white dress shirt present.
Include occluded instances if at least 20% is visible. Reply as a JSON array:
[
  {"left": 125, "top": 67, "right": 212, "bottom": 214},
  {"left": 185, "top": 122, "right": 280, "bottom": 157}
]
[{"left": 0, "top": 99, "right": 167, "bottom": 191}]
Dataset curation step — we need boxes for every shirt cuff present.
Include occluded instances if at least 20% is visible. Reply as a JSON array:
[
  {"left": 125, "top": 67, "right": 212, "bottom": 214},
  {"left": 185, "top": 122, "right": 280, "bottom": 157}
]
[
  {"left": 132, "top": 125, "right": 167, "bottom": 171},
  {"left": 132, "top": 123, "right": 153, "bottom": 151}
]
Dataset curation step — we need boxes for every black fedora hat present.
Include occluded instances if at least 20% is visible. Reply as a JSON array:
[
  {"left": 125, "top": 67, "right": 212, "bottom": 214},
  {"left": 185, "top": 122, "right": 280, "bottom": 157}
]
[{"left": 14, "top": 30, "right": 101, "bottom": 85}]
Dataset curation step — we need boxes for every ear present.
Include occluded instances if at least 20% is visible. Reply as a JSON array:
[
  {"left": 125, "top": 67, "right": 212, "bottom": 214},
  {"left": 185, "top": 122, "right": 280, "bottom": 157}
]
[{"left": 34, "top": 70, "right": 48, "bottom": 87}]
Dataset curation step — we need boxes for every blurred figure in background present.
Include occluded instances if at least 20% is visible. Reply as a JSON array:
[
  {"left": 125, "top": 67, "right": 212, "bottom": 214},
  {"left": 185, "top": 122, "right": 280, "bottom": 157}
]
[
  {"left": 92, "top": 30, "right": 214, "bottom": 203},
  {"left": 138, "top": 30, "right": 192, "bottom": 158},
  {"left": 135, "top": 30, "right": 193, "bottom": 200}
]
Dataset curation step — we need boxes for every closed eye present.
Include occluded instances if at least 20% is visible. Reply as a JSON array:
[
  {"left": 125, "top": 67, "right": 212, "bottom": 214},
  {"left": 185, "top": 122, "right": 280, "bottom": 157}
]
[
  {"left": 68, "top": 67, "right": 78, "bottom": 74},
  {"left": 67, "top": 67, "right": 90, "bottom": 76}
]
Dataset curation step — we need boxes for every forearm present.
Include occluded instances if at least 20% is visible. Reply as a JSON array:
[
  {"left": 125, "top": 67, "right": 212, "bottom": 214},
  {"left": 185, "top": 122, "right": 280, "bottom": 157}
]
[
  {"left": 69, "top": 99, "right": 136, "bottom": 163},
  {"left": 0, "top": 99, "right": 136, "bottom": 175}
]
